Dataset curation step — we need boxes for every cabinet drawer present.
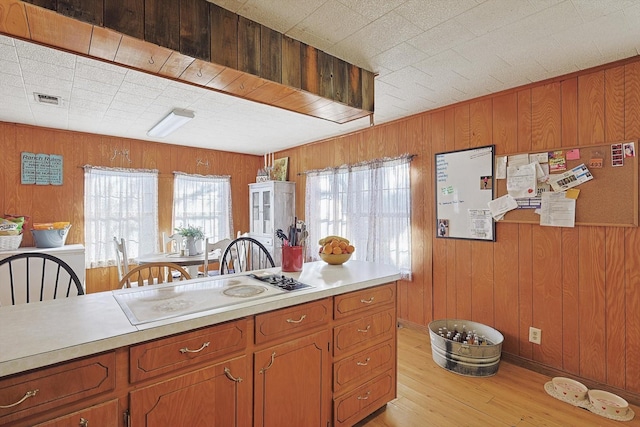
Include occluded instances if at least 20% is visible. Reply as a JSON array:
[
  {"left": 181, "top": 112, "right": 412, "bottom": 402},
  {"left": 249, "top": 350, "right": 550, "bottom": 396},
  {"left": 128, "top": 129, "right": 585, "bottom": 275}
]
[
  {"left": 334, "top": 283, "right": 396, "bottom": 319},
  {"left": 333, "top": 340, "right": 395, "bottom": 394},
  {"left": 255, "top": 298, "right": 332, "bottom": 345},
  {"left": 333, "top": 370, "right": 395, "bottom": 427},
  {"left": 33, "top": 398, "right": 119, "bottom": 427},
  {"left": 130, "top": 318, "right": 248, "bottom": 383},
  {"left": 333, "top": 308, "right": 395, "bottom": 357},
  {"left": 0, "top": 352, "right": 116, "bottom": 425}
]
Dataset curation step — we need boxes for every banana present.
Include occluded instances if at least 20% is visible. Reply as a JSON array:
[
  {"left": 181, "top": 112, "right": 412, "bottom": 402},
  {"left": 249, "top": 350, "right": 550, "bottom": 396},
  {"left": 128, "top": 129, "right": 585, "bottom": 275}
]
[{"left": 318, "top": 235, "right": 350, "bottom": 246}]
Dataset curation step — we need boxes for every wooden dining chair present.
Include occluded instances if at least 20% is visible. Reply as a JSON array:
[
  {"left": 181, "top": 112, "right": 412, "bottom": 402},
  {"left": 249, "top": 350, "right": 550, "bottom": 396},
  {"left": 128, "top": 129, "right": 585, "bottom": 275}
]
[
  {"left": 113, "top": 237, "right": 130, "bottom": 281},
  {"left": 202, "top": 237, "right": 231, "bottom": 276},
  {"left": 118, "top": 262, "right": 191, "bottom": 288},
  {"left": 0, "top": 252, "right": 84, "bottom": 306},
  {"left": 219, "top": 236, "right": 274, "bottom": 274}
]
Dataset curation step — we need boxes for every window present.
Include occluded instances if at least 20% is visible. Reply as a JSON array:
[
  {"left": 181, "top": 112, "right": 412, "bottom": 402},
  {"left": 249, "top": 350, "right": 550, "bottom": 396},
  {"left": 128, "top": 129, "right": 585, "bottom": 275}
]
[
  {"left": 84, "top": 166, "right": 158, "bottom": 268},
  {"left": 305, "top": 155, "right": 412, "bottom": 279},
  {"left": 172, "top": 173, "right": 233, "bottom": 241}
]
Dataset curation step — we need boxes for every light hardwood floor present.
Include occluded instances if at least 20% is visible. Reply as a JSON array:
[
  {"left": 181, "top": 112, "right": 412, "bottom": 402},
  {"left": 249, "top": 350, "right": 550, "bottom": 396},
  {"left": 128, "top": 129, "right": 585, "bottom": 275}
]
[{"left": 358, "top": 326, "right": 639, "bottom": 427}]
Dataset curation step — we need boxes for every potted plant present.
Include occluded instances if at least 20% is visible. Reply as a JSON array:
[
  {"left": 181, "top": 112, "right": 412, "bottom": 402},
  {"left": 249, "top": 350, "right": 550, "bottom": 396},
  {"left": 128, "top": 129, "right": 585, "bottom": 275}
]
[{"left": 175, "top": 224, "right": 205, "bottom": 255}]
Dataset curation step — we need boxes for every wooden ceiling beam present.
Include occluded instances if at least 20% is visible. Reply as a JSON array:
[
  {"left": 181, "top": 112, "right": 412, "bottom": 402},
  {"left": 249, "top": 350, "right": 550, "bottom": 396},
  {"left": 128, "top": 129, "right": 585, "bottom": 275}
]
[{"left": 0, "top": 0, "right": 374, "bottom": 124}]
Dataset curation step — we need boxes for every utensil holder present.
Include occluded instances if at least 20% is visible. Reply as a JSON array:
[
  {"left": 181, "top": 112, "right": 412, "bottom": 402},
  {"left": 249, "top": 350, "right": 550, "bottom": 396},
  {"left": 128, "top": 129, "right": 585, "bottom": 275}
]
[{"left": 282, "top": 245, "right": 303, "bottom": 272}]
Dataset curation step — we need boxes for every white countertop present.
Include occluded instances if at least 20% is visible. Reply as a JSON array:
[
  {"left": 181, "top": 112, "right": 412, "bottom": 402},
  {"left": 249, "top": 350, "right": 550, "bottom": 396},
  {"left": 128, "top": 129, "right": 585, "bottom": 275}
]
[{"left": 0, "top": 260, "right": 400, "bottom": 377}]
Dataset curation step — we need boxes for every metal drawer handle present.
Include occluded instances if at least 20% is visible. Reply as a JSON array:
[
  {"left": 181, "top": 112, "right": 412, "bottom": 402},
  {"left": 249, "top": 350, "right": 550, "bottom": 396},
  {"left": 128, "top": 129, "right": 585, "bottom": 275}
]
[
  {"left": 286, "top": 314, "right": 306, "bottom": 324},
  {"left": 79, "top": 417, "right": 89, "bottom": 427},
  {"left": 357, "top": 325, "right": 371, "bottom": 333},
  {"left": 224, "top": 367, "right": 243, "bottom": 383},
  {"left": 260, "top": 352, "right": 277, "bottom": 374},
  {"left": 356, "top": 357, "right": 371, "bottom": 366},
  {"left": 0, "top": 389, "right": 38, "bottom": 408},
  {"left": 357, "top": 391, "right": 371, "bottom": 400},
  {"left": 360, "top": 297, "right": 375, "bottom": 304},
  {"left": 179, "top": 341, "right": 210, "bottom": 354}
]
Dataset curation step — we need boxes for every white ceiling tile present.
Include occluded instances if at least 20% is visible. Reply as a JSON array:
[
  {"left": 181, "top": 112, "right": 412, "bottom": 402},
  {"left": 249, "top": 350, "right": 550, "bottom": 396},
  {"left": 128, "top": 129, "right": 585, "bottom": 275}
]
[
  {"left": 19, "top": 58, "right": 74, "bottom": 81},
  {"left": 237, "top": 0, "right": 325, "bottom": 33},
  {"left": 15, "top": 40, "right": 76, "bottom": 68},
  {"left": 371, "top": 43, "right": 429, "bottom": 73},
  {"left": 337, "top": 0, "right": 404, "bottom": 21},
  {"left": 572, "top": 0, "right": 640, "bottom": 22},
  {"left": 293, "top": 0, "right": 369, "bottom": 46},
  {"left": 284, "top": 28, "right": 334, "bottom": 53},
  {"left": 0, "top": 44, "right": 18, "bottom": 62},
  {"left": 395, "top": 0, "right": 480, "bottom": 31},
  {"left": 0, "top": 35, "right": 16, "bottom": 46},
  {"left": 71, "top": 87, "right": 114, "bottom": 104},
  {"left": 73, "top": 77, "right": 120, "bottom": 96},
  {"left": 75, "top": 62, "right": 126, "bottom": 86},
  {"left": 407, "top": 19, "right": 476, "bottom": 57}
]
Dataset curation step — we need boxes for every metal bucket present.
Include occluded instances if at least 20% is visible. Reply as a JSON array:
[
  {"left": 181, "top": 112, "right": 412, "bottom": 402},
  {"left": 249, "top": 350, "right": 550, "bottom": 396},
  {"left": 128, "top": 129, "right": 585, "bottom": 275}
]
[{"left": 428, "top": 319, "right": 504, "bottom": 377}]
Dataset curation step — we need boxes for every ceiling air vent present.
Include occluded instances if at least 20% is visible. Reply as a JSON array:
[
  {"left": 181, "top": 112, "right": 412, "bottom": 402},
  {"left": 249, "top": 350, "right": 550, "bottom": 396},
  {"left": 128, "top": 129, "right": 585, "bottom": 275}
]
[{"left": 33, "top": 92, "right": 62, "bottom": 106}]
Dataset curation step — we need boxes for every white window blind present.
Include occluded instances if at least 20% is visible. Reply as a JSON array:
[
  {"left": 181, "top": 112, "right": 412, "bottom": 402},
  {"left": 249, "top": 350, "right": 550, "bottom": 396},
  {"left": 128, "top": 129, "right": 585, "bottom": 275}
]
[
  {"left": 84, "top": 166, "right": 159, "bottom": 268},
  {"left": 172, "top": 173, "right": 233, "bottom": 241},
  {"left": 305, "top": 155, "right": 412, "bottom": 279}
]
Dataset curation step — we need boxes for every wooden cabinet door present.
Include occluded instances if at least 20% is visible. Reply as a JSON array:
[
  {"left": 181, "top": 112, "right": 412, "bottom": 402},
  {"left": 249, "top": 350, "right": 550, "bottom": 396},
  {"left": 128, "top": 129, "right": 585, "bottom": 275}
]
[
  {"left": 33, "top": 399, "right": 119, "bottom": 427},
  {"left": 129, "top": 356, "right": 251, "bottom": 427},
  {"left": 254, "top": 330, "right": 331, "bottom": 427}
]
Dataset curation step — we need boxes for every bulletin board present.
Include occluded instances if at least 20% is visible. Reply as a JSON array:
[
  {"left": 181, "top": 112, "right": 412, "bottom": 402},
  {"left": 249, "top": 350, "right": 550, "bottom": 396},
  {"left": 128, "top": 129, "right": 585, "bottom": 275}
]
[
  {"left": 435, "top": 145, "right": 495, "bottom": 241},
  {"left": 496, "top": 142, "right": 638, "bottom": 227}
]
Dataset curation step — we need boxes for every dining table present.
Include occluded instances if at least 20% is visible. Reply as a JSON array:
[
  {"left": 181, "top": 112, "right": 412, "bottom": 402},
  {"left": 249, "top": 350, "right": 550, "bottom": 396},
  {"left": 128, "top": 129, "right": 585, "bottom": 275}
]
[{"left": 136, "top": 250, "right": 222, "bottom": 278}]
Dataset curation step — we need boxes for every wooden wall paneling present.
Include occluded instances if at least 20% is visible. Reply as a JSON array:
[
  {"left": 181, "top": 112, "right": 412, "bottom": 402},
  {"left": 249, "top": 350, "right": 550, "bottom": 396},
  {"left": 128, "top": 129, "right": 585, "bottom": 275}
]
[
  {"left": 104, "top": 0, "right": 144, "bottom": 39},
  {"left": 561, "top": 227, "right": 580, "bottom": 374},
  {"left": 406, "top": 115, "right": 427, "bottom": 325},
  {"left": 114, "top": 35, "right": 173, "bottom": 74},
  {"left": 491, "top": 93, "right": 520, "bottom": 354},
  {"left": 604, "top": 65, "right": 626, "bottom": 142},
  {"left": 57, "top": 0, "right": 103, "bottom": 26},
  {"left": 624, "top": 61, "right": 640, "bottom": 394},
  {"left": 531, "top": 82, "right": 561, "bottom": 150},
  {"left": 0, "top": 0, "right": 29, "bottom": 39},
  {"left": 493, "top": 223, "right": 520, "bottom": 355},
  {"left": 25, "top": 0, "right": 56, "bottom": 10},
  {"left": 625, "top": 228, "right": 640, "bottom": 393},
  {"left": 516, "top": 89, "right": 533, "bottom": 359},
  {"left": 89, "top": 26, "right": 122, "bottom": 61},
  {"left": 180, "top": 58, "right": 225, "bottom": 86},
  {"left": 144, "top": 0, "right": 180, "bottom": 51},
  {"left": 559, "top": 77, "right": 580, "bottom": 374},
  {"left": 237, "top": 16, "right": 260, "bottom": 75},
  {"left": 347, "top": 63, "right": 362, "bottom": 109},
  {"left": 179, "top": 0, "right": 210, "bottom": 61},
  {"left": 209, "top": 3, "right": 237, "bottom": 68},
  {"left": 260, "top": 25, "right": 281, "bottom": 83},
  {"left": 158, "top": 51, "right": 195, "bottom": 79},
  {"left": 301, "top": 44, "right": 319, "bottom": 95},
  {"left": 317, "top": 50, "right": 333, "bottom": 101},
  {"left": 13, "top": 126, "right": 36, "bottom": 246},
  {"left": 443, "top": 109, "right": 457, "bottom": 318},
  {"left": 25, "top": 2, "right": 93, "bottom": 54},
  {"left": 531, "top": 226, "right": 563, "bottom": 369},
  {"left": 492, "top": 92, "right": 518, "bottom": 155},
  {"left": 469, "top": 99, "right": 494, "bottom": 327},
  {"left": 431, "top": 111, "right": 448, "bottom": 321},
  {"left": 333, "top": 57, "right": 347, "bottom": 104},
  {"left": 577, "top": 71, "right": 605, "bottom": 146},
  {"left": 561, "top": 78, "right": 578, "bottom": 147},
  {"left": 361, "top": 69, "right": 374, "bottom": 113},
  {"left": 281, "top": 35, "right": 301, "bottom": 89},
  {"left": 578, "top": 226, "right": 607, "bottom": 382},
  {"left": 605, "top": 227, "right": 626, "bottom": 389}
]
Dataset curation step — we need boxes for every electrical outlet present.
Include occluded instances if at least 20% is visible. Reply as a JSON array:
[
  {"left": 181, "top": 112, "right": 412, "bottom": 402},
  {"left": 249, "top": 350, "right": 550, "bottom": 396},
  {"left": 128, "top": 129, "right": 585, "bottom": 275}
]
[{"left": 529, "top": 327, "right": 542, "bottom": 345}]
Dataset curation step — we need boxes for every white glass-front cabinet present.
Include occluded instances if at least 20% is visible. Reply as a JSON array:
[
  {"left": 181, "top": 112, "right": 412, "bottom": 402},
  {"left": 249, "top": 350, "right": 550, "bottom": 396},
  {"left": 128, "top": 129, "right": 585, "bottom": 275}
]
[{"left": 248, "top": 181, "right": 295, "bottom": 266}]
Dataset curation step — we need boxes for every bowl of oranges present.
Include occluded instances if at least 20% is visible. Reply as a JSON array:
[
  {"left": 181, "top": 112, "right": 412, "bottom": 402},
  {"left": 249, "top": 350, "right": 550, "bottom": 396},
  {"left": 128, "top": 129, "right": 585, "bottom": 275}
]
[{"left": 318, "top": 235, "right": 355, "bottom": 265}]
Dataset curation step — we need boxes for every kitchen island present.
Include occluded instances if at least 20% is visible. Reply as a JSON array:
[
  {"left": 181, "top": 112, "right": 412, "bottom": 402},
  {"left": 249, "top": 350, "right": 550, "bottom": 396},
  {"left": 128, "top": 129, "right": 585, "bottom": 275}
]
[{"left": 0, "top": 260, "right": 400, "bottom": 427}]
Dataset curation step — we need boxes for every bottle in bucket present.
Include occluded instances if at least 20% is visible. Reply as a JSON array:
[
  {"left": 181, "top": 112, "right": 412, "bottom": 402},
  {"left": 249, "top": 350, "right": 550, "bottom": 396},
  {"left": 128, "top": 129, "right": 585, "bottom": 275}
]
[{"left": 282, "top": 245, "right": 303, "bottom": 272}]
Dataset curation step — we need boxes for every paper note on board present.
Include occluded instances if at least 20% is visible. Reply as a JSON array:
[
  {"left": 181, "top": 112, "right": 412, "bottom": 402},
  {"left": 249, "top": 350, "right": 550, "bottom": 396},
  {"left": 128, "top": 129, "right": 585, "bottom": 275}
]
[
  {"left": 565, "top": 188, "right": 580, "bottom": 200},
  {"left": 507, "top": 163, "right": 537, "bottom": 198},
  {"left": 540, "top": 192, "right": 576, "bottom": 228},
  {"left": 487, "top": 194, "right": 518, "bottom": 220},
  {"left": 549, "top": 163, "right": 593, "bottom": 192}
]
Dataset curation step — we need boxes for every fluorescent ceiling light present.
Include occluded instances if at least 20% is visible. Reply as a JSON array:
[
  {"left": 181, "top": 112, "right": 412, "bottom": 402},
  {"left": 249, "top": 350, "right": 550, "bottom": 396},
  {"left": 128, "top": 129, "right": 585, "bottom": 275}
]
[{"left": 147, "top": 109, "right": 195, "bottom": 137}]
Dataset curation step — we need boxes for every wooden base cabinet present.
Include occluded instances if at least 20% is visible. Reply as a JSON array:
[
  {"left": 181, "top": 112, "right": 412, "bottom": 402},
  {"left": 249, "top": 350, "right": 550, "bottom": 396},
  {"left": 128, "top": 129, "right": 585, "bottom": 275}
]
[
  {"left": 129, "top": 356, "right": 251, "bottom": 427},
  {"left": 332, "top": 283, "right": 397, "bottom": 427},
  {"left": 33, "top": 399, "right": 120, "bottom": 427},
  {"left": 254, "top": 330, "right": 332, "bottom": 427}
]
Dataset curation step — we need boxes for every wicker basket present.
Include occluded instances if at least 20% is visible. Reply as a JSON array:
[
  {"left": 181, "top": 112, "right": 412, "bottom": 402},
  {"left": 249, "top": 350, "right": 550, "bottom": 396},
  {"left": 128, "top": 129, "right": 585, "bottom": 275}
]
[{"left": 0, "top": 234, "right": 22, "bottom": 251}]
